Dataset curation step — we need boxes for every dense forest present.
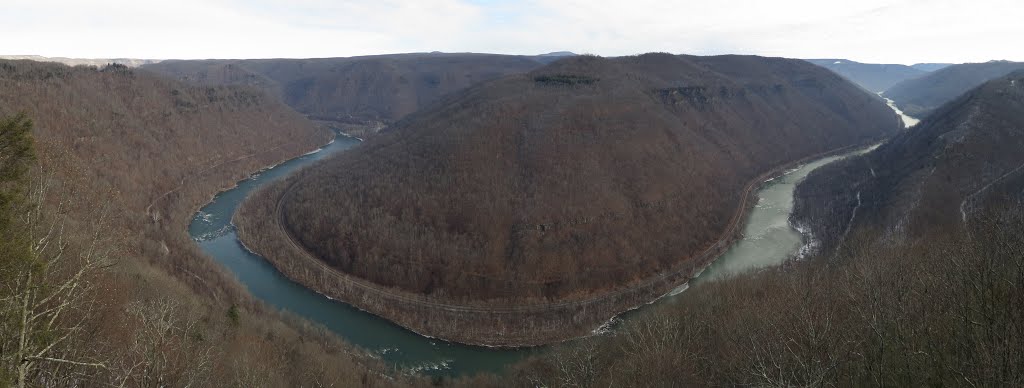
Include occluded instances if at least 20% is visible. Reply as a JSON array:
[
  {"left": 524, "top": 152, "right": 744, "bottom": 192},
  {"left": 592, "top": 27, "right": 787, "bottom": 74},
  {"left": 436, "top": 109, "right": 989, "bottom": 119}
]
[
  {"left": 145, "top": 53, "right": 549, "bottom": 136},
  {"left": 6, "top": 53, "right": 1020, "bottom": 386},
  {"left": 235, "top": 53, "right": 903, "bottom": 345},
  {"left": 457, "top": 208, "right": 1023, "bottom": 387},
  {"left": 0, "top": 60, "right": 424, "bottom": 386},
  {"left": 472, "top": 68, "right": 1024, "bottom": 388},
  {"left": 885, "top": 60, "right": 1024, "bottom": 117}
]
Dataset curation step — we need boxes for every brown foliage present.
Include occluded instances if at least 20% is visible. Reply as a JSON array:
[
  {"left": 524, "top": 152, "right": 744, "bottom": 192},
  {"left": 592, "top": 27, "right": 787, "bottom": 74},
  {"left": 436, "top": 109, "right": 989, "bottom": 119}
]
[
  {"left": 145, "top": 53, "right": 547, "bottom": 127},
  {"left": 506, "top": 211, "right": 1024, "bottom": 386},
  {"left": 0, "top": 61, "right": 424, "bottom": 386},
  {"left": 236, "top": 53, "right": 902, "bottom": 345},
  {"left": 268, "top": 54, "right": 899, "bottom": 300}
]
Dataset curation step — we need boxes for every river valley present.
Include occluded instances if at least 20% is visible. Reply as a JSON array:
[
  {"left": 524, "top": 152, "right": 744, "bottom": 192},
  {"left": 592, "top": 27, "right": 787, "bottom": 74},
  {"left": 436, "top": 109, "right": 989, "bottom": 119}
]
[{"left": 190, "top": 120, "right": 905, "bottom": 376}]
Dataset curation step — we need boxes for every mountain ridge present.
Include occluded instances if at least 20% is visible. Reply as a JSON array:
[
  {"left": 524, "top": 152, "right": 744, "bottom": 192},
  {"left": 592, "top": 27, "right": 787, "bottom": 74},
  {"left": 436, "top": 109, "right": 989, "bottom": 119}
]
[
  {"left": 144, "top": 53, "right": 552, "bottom": 137},
  {"left": 794, "top": 70, "right": 1024, "bottom": 256},
  {"left": 234, "top": 52, "right": 902, "bottom": 345},
  {"left": 884, "top": 60, "right": 1024, "bottom": 117},
  {"left": 805, "top": 58, "right": 926, "bottom": 92}
]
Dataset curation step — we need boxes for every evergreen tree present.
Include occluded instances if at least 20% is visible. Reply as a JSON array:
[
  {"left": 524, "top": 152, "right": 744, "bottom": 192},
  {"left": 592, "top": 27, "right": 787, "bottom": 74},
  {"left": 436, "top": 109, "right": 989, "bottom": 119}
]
[{"left": 0, "top": 112, "right": 35, "bottom": 279}]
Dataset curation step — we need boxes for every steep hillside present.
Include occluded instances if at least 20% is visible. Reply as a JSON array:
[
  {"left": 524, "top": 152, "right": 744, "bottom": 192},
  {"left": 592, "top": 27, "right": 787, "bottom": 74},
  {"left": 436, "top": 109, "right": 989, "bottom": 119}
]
[
  {"left": 0, "top": 60, "right": 417, "bottom": 386},
  {"left": 0, "top": 62, "right": 329, "bottom": 221},
  {"left": 502, "top": 72, "right": 1024, "bottom": 388},
  {"left": 145, "top": 53, "right": 547, "bottom": 135},
  {"left": 139, "top": 60, "right": 277, "bottom": 90},
  {"left": 805, "top": 58, "right": 925, "bottom": 92},
  {"left": 236, "top": 53, "right": 902, "bottom": 346},
  {"left": 884, "top": 60, "right": 1024, "bottom": 117},
  {"left": 794, "top": 70, "right": 1024, "bottom": 257}
]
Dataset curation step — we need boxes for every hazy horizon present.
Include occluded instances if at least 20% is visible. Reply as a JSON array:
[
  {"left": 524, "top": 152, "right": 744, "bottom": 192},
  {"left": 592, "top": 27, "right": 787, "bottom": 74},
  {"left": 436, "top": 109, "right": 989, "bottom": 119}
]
[{"left": 3, "top": 0, "right": 1022, "bottom": 65}]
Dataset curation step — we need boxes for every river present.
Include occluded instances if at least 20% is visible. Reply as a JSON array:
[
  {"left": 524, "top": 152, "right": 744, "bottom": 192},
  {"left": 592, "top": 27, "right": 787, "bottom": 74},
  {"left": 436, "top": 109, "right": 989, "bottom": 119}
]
[
  {"left": 880, "top": 92, "right": 921, "bottom": 127},
  {"left": 189, "top": 131, "right": 892, "bottom": 377},
  {"left": 189, "top": 135, "right": 533, "bottom": 376}
]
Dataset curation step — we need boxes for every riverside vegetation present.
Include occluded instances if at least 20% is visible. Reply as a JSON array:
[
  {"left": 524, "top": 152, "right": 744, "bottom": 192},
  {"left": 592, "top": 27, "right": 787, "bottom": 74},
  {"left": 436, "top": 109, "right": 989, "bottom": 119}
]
[
  {"left": 234, "top": 53, "right": 903, "bottom": 346},
  {"left": 449, "top": 70, "right": 1024, "bottom": 388},
  {"left": 5, "top": 54, "right": 1022, "bottom": 387},
  {"left": 0, "top": 61, "right": 428, "bottom": 386},
  {"left": 457, "top": 210, "right": 1024, "bottom": 387}
]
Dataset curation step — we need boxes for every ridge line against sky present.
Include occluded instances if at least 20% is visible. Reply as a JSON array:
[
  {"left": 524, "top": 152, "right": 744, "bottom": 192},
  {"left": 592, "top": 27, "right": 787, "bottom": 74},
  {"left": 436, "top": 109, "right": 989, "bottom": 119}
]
[{"left": 2, "top": 0, "right": 1021, "bottom": 65}]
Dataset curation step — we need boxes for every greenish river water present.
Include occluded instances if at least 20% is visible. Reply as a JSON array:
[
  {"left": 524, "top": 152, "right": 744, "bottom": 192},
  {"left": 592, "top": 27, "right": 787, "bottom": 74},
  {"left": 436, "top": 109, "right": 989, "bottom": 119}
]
[{"left": 188, "top": 132, "right": 878, "bottom": 377}]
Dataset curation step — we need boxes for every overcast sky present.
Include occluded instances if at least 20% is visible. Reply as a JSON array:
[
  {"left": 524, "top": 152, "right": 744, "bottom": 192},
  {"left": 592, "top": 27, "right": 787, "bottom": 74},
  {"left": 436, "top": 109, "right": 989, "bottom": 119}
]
[{"left": 2, "top": 0, "right": 1021, "bottom": 64}]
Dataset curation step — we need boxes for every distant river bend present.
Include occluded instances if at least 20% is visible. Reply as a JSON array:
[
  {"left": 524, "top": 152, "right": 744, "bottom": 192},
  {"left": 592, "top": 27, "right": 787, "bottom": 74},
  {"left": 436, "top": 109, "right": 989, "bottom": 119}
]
[{"left": 190, "top": 119, "right": 908, "bottom": 376}]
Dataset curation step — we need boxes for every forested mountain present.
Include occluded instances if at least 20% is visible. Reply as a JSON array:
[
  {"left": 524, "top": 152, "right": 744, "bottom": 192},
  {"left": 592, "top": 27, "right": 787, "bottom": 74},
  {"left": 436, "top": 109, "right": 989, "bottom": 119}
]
[
  {"left": 235, "top": 53, "right": 902, "bottom": 346},
  {"left": 145, "top": 53, "right": 548, "bottom": 135},
  {"left": 805, "top": 58, "right": 925, "bottom": 92},
  {"left": 794, "top": 70, "right": 1024, "bottom": 257},
  {"left": 884, "top": 60, "right": 1024, "bottom": 117},
  {"left": 482, "top": 71, "right": 1024, "bottom": 388},
  {"left": 0, "top": 60, "right": 420, "bottom": 386}
]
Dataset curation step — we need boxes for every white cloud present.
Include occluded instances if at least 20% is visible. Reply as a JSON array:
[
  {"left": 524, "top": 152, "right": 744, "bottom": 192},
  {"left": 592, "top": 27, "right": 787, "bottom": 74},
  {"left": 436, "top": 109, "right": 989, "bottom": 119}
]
[{"left": 0, "top": 0, "right": 1021, "bottom": 63}]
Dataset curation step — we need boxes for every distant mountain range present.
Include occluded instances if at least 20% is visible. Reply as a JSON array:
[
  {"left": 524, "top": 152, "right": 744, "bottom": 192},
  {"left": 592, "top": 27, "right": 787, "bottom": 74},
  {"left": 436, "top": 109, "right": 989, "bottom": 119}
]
[
  {"left": 884, "top": 60, "right": 1024, "bottom": 117},
  {"left": 534, "top": 51, "right": 578, "bottom": 63},
  {"left": 805, "top": 59, "right": 927, "bottom": 92},
  {"left": 807, "top": 58, "right": 1024, "bottom": 120},
  {"left": 0, "top": 55, "right": 161, "bottom": 67},
  {"left": 143, "top": 53, "right": 561, "bottom": 136},
  {"left": 911, "top": 63, "right": 954, "bottom": 72},
  {"left": 537, "top": 51, "right": 576, "bottom": 56}
]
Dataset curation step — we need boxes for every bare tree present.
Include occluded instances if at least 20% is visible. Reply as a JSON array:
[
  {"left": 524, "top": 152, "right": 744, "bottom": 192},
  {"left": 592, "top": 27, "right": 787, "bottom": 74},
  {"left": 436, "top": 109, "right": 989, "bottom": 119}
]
[
  {"left": 110, "top": 298, "right": 213, "bottom": 388},
  {"left": 1, "top": 174, "right": 113, "bottom": 387}
]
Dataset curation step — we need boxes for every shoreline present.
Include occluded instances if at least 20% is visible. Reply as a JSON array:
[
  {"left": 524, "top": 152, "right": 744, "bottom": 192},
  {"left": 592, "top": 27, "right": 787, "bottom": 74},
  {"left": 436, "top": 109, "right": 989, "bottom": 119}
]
[{"left": 231, "top": 137, "right": 886, "bottom": 347}]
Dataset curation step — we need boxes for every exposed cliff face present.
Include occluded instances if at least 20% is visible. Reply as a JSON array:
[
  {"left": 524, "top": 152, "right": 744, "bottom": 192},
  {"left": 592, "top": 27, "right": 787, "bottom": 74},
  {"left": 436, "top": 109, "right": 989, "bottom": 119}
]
[
  {"left": 884, "top": 60, "right": 1024, "bottom": 118},
  {"left": 235, "top": 53, "right": 901, "bottom": 345},
  {"left": 145, "top": 53, "right": 547, "bottom": 128},
  {"left": 794, "top": 71, "right": 1024, "bottom": 257}
]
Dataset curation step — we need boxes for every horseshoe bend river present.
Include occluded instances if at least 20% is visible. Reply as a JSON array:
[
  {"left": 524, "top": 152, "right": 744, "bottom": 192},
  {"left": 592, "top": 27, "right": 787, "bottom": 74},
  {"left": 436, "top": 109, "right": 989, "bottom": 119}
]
[{"left": 189, "top": 132, "right": 877, "bottom": 377}]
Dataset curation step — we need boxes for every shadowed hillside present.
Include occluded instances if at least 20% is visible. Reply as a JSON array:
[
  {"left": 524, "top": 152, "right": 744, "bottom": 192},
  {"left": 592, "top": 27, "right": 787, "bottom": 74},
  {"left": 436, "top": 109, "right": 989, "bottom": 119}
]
[
  {"left": 805, "top": 59, "right": 925, "bottom": 92},
  {"left": 235, "top": 53, "right": 902, "bottom": 346},
  {"left": 794, "top": 70, "right": 1024, "bottom": 257},
  {"left": 145, "top": 53, "right": 548, "bottom": 136},
  {"left": 884, "top": 60, "right": 1024, "bottom": 117}
]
